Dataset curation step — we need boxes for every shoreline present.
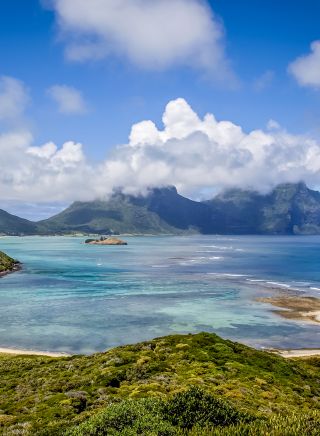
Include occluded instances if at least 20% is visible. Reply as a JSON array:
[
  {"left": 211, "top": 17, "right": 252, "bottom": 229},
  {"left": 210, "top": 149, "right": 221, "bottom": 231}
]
[
  {"left": 0, "top": 347, "right": 71, "bottom": 357},
  {"left": 257, "top": 294, "right": 320, "bottom": 324},
  {"left": 268, "top": 348, "right": 320, "bottom": 358},
  {"left": 0, "top": 262, "right": 21, "bottom": 278},
  {"left": 0, "top": 343, "right": 319, "bottom": 359}
]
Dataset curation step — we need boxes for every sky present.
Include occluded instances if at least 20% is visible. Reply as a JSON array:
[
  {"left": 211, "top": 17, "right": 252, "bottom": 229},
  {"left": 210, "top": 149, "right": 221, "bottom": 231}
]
[{"left": 1, "top": 0, "right": 320, "bottom": 220}]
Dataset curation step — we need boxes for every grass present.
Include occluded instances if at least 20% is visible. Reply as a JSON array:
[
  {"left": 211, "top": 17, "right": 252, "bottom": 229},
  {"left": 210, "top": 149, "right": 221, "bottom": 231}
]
[{"left": 0, "top": 332, "right": 319, "bottom": 435}]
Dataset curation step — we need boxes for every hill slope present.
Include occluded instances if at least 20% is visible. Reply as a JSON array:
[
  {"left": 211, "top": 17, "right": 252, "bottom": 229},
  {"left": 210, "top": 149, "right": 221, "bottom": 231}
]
[
  {"left": 0, "top": 209, "right": 37, "bottom": 235},
  {"left": 0, "top": 250, "right": 16, "bottom": 273},
  {"left": 2, "top": 182, "right": 320, "bottom": 235},
  {"left": 0, "top": 332, "right": 319, "bottom": 435},
  {"left": 205, "top": 182, "right": 320, "bottom": 234},
  {"left": 37, "top": 187, "right": 211, "bottom": 235}
]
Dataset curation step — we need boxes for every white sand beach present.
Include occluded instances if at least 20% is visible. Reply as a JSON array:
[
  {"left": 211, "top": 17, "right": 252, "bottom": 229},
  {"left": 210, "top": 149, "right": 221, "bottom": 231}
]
[
  {"left": 273, "top": 349, "right": 320, "bottom": 358},
  {"left": 0, "top": 347, "right": 70, "bottom": 357}
]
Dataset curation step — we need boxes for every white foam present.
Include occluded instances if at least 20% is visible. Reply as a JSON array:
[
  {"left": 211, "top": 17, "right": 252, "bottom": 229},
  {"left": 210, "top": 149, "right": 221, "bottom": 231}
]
[
  {"left": 310, "top": 287, "right": 320, "bottom": 291},
  {"left": 266, "top": 282, "right": 291, "bottom": 288},
  {"left": 207, "top": 273, "right": 248, "bottom": 277},
  {"left": 151, "top": 265, "right": 169, "bottom": 268}
]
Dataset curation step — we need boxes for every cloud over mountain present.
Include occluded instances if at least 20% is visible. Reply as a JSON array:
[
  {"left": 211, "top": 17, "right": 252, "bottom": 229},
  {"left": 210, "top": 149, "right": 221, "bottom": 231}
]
[{"left": 1, "top": 76, "right": 320, "bottom": 202}]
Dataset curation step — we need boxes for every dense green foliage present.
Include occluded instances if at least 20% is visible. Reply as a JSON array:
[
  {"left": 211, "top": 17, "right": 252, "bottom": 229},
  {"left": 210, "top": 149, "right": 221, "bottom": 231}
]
[
  {"left": 0, "top": 332, "right": 319, "bottom": 435},
  {"left": 0, "top": 250, "right": 16, "bottom": 272},
  {"left": 3, "top": 182, "right": 320, "bottom": 235}
]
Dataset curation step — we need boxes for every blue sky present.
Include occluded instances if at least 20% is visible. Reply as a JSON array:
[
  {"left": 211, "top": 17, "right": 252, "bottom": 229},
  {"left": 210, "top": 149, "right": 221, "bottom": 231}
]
[{"left": 1, "top": 0, "right": 320, "bottom": 219}]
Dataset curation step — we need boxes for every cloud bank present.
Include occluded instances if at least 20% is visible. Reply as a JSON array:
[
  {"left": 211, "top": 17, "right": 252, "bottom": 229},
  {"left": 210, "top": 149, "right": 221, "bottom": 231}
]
[
  {"left": 47, "top": 84, "right": 87, "bottom": 114},
  {"left": 1, "top": 86, "right": 320, "bottom": 203},
  {"left": 50, "top": 0, "right": 232, "bottom": 79},
  {"left": 289, "top": 40, "right": 320, "bottom": 88}
]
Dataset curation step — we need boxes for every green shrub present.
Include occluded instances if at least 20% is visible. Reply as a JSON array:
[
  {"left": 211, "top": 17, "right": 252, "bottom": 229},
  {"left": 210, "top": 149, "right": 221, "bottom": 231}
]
[
  {"left": 162, "top": 387, "right": 251, "bottom": 430},
  {"left": 65, "top": 398, "right": 175, "bottom": 436}
]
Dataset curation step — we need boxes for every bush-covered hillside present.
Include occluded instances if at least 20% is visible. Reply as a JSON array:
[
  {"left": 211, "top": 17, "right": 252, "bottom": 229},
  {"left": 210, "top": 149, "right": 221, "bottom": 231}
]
[
  {"left": 0, "top": 250, "right": 16, "bottom": 273},
  {"left": 0, "top": 333, "right": 319, "bottom": 435}
]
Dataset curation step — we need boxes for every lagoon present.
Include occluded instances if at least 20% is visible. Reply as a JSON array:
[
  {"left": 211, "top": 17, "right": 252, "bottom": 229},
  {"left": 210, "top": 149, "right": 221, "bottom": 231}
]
[{"left": 0, "top": 235, "right": 319, "bottom": 354}]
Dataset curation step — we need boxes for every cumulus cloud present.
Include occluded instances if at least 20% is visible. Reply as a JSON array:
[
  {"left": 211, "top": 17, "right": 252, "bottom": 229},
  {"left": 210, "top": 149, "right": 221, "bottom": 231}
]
[
  {"left": 47, "top": 84, "right": 87, "bottom": 114},
  {"left": 289, "top": 40, "right": 320, "bottom": 88},
  {"left": 2, "top": 96, "right": 320, "bottom": 203},
  {"left": 0, "top": 76, "right": 29, "bottom": 121},
  {"left": 102, "top": 98, "right": 320, "bottom": 197},
  {"left": 49, "top": 0, "right": 233, "bottom": 80}
]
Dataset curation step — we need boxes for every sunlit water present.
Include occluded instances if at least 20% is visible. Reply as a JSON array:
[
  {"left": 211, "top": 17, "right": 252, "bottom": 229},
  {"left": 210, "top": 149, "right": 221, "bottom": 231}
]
[{"left": 0, "top": 235, "right": 319, "bottom": 354}]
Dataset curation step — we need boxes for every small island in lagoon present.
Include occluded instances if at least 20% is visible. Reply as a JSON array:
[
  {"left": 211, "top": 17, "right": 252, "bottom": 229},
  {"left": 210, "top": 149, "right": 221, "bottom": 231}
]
[{"left": 85, "top": 236, "right": 128, "bottom": 245}]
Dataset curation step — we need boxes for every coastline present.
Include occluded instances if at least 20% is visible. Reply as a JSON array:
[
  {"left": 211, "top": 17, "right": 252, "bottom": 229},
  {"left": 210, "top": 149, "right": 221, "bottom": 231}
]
[
  {"left": 257, "top": 294, "right": 320, "bottom": 324},
  {"left": 0, "top": 342, "right": 319, "bottom": 359},
  {"left": 0, "top": 262, "right": 21, "bottom": 278},
  {"left": 0, "top": 347, "right": 70, "bottom": 357},
  {"left": 269, "top": 348, "right": 320, "bottom": 358}
]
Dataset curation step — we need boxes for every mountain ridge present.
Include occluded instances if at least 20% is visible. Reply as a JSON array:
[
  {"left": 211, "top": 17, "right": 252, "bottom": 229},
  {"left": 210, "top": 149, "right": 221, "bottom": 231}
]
[{"left": 2, "top": 182, "right": 320, "bottom": 235}]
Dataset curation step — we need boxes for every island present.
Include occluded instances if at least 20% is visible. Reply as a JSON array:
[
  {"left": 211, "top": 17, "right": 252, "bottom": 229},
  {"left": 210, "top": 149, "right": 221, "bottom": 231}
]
[
  {"left": 85, "top": 236, "right": 127, "bottom": 245},
  {"left": 0, "top": 250, "right": 20, "bottom": 277}
]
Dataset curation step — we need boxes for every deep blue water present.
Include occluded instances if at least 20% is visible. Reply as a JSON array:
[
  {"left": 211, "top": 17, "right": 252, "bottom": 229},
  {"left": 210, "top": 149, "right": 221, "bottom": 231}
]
[{"left": 0, "top": 235, "right": 319, "bottom": 354}]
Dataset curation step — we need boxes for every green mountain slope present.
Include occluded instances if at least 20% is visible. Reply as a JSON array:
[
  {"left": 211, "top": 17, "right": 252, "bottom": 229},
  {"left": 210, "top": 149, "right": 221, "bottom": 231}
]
[
  {"left": 0, "top": 333, "right": 319, "bottom": 435},
  {"left": 206, "top": 182, "right": 320, "bottom": 234},
  {"left": 2, "top": 182, "right": 320, "bottom": 235},
  {"left": 37, "top": 187, "right": 211, "bottom": 235},
  {"left": 0, "top": 209, "right": 37, "bottom": 235}
]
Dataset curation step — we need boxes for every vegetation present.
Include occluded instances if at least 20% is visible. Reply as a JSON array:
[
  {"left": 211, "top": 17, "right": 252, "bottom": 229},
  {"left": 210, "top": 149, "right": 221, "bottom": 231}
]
[
  {"left": 0, "top": 332, "right": 319, "bottom": 435},
  {"left": 0, "top": 250, "right": 17, "bottom": 273}
]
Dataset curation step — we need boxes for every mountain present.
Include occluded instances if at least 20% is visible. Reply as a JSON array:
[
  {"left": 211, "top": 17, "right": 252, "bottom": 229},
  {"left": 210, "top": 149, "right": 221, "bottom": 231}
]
[
  {"left": 0, "top": 208, "right": 37, "bottom": 235},
  {"left": 2, "top": 182, "right": 320, "bottom": 235},
  {"left": 205, "top": 182, "right": 320, "bottom": 234},
  {"left": 37, "top": 186, "right": 212, "bottom": 235}
]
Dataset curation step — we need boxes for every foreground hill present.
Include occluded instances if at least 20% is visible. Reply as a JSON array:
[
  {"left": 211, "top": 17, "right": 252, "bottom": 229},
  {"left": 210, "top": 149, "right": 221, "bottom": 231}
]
[
  {"left": 0, "top": 332, "right": 319, "bottom": 435},
  {"left": 0, "top": 209, "right": 37, "bottom": 235}
]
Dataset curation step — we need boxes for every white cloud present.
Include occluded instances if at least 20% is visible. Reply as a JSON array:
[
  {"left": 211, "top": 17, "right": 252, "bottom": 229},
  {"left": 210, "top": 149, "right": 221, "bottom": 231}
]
[
  {"left": 253, "top": 70, "right": 274, "bottom": 92},
  {"left": 2, "top": 95, "right": 320, "bottom": 203},
  {"left": 49, "top": 0, "right": 233, "bottom": 80},
  {"left": 47, "top": 84, "right": 87, "bottom": 114},
  {"left": 288, "top": 40, "right": 320, "bottom": 88},
  {"left": 0, "top": 76, "right": 29, "bottom": 121}
]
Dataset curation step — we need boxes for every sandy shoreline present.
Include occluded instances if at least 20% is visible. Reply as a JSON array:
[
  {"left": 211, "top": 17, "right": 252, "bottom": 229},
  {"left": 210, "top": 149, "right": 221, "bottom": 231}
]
[
  {"left": 0, "top": 344, "right": 319, "bottom": 359},
  {"left": 257, "top": 294, "right": 320, "bottom": 324},
  {"left": 0, "top": 347, "right": 71, "bottom": 357},
  {"left": 269, "top": 349, "right": 320, "bottom": 358}
]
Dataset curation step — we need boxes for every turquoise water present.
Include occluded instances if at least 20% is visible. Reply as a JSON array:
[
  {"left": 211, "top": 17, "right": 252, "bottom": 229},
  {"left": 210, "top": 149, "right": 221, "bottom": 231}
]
[{"left": 0, "top": 235, "right": 319, "bottom": 354}]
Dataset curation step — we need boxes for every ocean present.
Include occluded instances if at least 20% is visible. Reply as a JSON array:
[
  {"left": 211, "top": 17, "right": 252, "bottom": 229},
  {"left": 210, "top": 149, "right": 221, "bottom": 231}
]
[{"left": 0, "top": 235, "right": 319, "bottom": 354}]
